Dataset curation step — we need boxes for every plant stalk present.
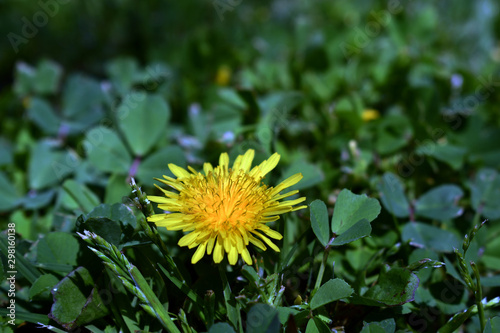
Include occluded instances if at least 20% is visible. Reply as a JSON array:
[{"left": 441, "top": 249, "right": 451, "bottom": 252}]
[{"left": 471, "top": 262, "right": 485, "bottom": 333}]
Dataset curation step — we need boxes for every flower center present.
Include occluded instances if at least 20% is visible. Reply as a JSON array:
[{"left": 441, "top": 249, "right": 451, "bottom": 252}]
[{"left": 179, "top": 169, "right": 269, "bottom": 233}]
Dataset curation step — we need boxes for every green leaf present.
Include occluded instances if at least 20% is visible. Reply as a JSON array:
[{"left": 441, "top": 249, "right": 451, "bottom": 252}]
[
  {"left": 241, "top": 265, "right": 260, "bottom": 285},
  {"left": 13, "top": 60, "right": 62, "bottom": 96},
  {"left": 276, "top": 307, "right": 300, "bottom": 325},
  {"left": 0, "top": 171, "right": 22, "bottom": 212},
  {"left": 428, "top": 279, "right": 468, "bottom": 315},
  {"left": 80, "top": 217, "right": 121, "bottom": 245},
  {"left": 212, "top": 106, "right": 242, "bottom": 138},
  {"left": 85, "top": 126, "right": 132, "bottom": 174},
  {"left": 218, "top": 88, "right": 247, "bottom": 110},
  {"left": 375, "top": 115, "right": 412, "bottom": 155},
  {"left": 415, "top": 185, "right": 464, "bottom": 220},
  {"left": 11, "top": 210, "right": 34, "bottom": 241},
  {"left": 376, "top": 172, "right": 410, "bottom": 218},
  {"left": 15, "top": 210, "right": 51, "bottom": 241},
  {"left": 331, "top": 219, "right": 372, "bottom": 246},
  {"left": 409, "top": 248, "right": 440, "bottom": 283},
  {"left": 77, "top": 203, "right": 137, "bottom": 246},
  {"left": 361, "top": 319, "right": 396, "bottom": 333},
  {"left": 334, "top": 97, "right": 362, "bottom": 129},
  {"left": 443, "top": 256, "right": 465, "bottom": 284},
  {"left": 0, "top": 138, "right": 14, "bottom": 167},
  {"left": 346, "top": 247, "right": 377, "bottom": 272},
  {"left": 360, "top": 323, "right": 388, "bottom": 333},
  {"left": 26, "top": 97, "right": 60, "bottom": 135},
  {"left": 88, "top": 203, "right": 137, "bottom": 229},
  {"left": 310, "top": 200, "right": 330, "bottom": 247},
  {"left": 13, "top": 61, "right": 36, "bottom": 96},
  {"left": 483, "top": 236, "right": 500, "bottom": 271},
  {"left": 416, "top": 144, "right": 466, "bottom": 170},
  {"left": 128, "top": 266, "right": 181, "bottom": 332},
  {"left": 246, "top": 304, "right": 280, "bottom": 333},
  {"left": 331, "top": 189, "right": 381, "bottom": 235},
  {"left": 188, "top": 106, "right": 210, "bottom": 144},
  {"left": 257, "top": 91, "right": 302, "bottom": 116},
  {"left": 0, "top": 309, "right": 49, "bottom": 325},
  {"left": 59, "top": 75, "right": 104, "bottom": 135},
  {"left": 470, "top": 168, "right": 500, "bottom": 219},
  {"left": 437, "top": 303, "right": 476, "bottom": 333},
  {"left": 363, "top": 267, "right": 419, "bottom": 306},
  {"left": 117, "top": 92, "right": 170, "bottom": 156},
  {"left": 104, "top": 173, "right": 130, "bottom": 204},
  {"left": 73, "top": 160, "right": 106, "bottom": 185},
  {"left": 310, "top": 278, "right": 353, "bottom": 310},
  {"left": 305, "top": 317, "right": 331, "bottom": 333},
  {"left": 279, "top": 161, "right": 324, "bottom": 191},
  {"left": 136, "top": 146, "right": 186, "bottom": 187},
  {"left": 486, "top": 317, "right": 500, "bottom": 333},
  {"left": 34, "top": 59, "right": 63, "bottom": 94},
  {"left": 208, "top": 322, "right": 236, "bottom": 333},
  {"left": 62, "top": 179, "right": 100, "bottom": 214},
  {"left": 49, "top": 267, "right": 109, "bottom": 330},
  {"left": 256, "top": 91, "right": 302, "bottom": 151},
  {"left": 31, "top": 232, "right": 79, "bottom": 273},
  {"left": 29, "top": 141, "right": 73, "bottom": 190},
  {"left": 407, "top": 258, "right": 445, "bottom": 272},
  {"left": 62, "top": 74, "right": 103, "bottom": 119},
  {"left": 106, "top": 57, "right": 141, "bottom": 94},
  {"left": 29, "top": 274, "right": 60, "bottom": 301},
  {"left": 0, "top": 234, "right": 41, "bottom": 284},
  {"left": 401, "top": 222, "right": 460, "bottom": 253},
  {"left": 23, "top": 189, "right": 56, "bottom": 210},
  {"left": 157, "top": 263, "right": 206, "bottom": 310},
  {"left": 478, "top": 275, "right": 500, "bottom": 287}
]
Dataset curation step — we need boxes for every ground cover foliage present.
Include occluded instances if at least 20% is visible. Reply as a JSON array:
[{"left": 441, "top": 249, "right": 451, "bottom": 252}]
[{"left": 1, "top": 1, "right": 500, "bottom": 332}]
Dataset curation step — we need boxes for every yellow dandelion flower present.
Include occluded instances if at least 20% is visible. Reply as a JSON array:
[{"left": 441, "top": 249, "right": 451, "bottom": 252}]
[
  {"left": 147, "top": 149, "right": 307, "bottom": 265},
  {"left": 361, "top": 109, "right": 380, "bottom": 122},
  {"left": 215, "top": 65, "right": 231, "bottom": 86}
]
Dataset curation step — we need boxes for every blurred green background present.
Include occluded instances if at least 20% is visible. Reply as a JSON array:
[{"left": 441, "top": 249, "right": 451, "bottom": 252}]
[{"left": 2, "top": 0, "right": 500, "bottom": 332}]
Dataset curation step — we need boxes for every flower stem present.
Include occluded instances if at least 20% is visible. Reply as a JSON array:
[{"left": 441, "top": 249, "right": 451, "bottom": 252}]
[
  {"left": 218, "top": 263, "right": 240, "bottom": 331},
  {"left": 471, "top": 262, "right": 485, "bottom": 333},
  {"left": 129, "top": 266, "right": 181, "bottom": 333},
  {"left": 314, "top": 249, "right": 329, "bottom": 291},
  {"left": 78, "top": 231, "right": 181, "bottom": 333},
  {"left": 131, "top": 178, "right": 185, "bottom": 282}
]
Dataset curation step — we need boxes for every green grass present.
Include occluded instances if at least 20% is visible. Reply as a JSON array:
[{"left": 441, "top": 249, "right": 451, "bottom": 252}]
[{"left": 1, "top": 1, "right": 500, "bottom": 332}]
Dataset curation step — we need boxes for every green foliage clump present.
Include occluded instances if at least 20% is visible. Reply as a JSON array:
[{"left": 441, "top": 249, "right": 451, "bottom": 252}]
[{"left": 1, "top": 1, "right": 500, "bottom": 332}]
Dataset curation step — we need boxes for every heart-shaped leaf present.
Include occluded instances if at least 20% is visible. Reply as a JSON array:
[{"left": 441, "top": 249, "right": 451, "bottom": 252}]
[
  {"left": 470, "top": 168, "right": 500, "bottom": 219},
  {"left": 49, "top": 267, "right": 108, "bottom": 330},
  {"left": 415, "top": 185, "right": 464, "bottom": 220},
  {"left": 362, "top": 267, "right": 419, "bottom": 306},
  {"left": 85, "top": 126, "right": 132, "bottom": 174},
  {"left": 402, "top": 222, "right": 460, "bottom": 253},
  {"left": 376, "top": 172, "right": 410, "bottom": 218},
  {"left": 117, "top": 92, "right": 170, "bottom": 156},
  {"left": 310, "top": 200, "right": 330, "bottom": 247},
  {"left": 310, "top": 278, "right": 353, "bottom": 310},
  {"left": 331, "top": 189, "right": 380, "bottom": 245}
]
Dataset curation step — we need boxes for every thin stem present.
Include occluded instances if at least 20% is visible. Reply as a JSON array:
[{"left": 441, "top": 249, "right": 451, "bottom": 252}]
[
  {"left": 470, "top": 262, "right": 485, "bottom": 333},
  {"left": 218, "top": 263, "right": 240, "bottom": 331},
  {"left": 131, "top": 179, "right": 187, "bottom": 287},
  {"left": 138, "top": 216, "right": 184, "bottom": 279},
  {"left": 130, "top": 266, "right": 181, "bottom": 333},
  {"left": 314, "top": 249, "right": 329, "bottom": 291},
  {"left": 79, "top": 231, "right": 181, "bottom": 333}
]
